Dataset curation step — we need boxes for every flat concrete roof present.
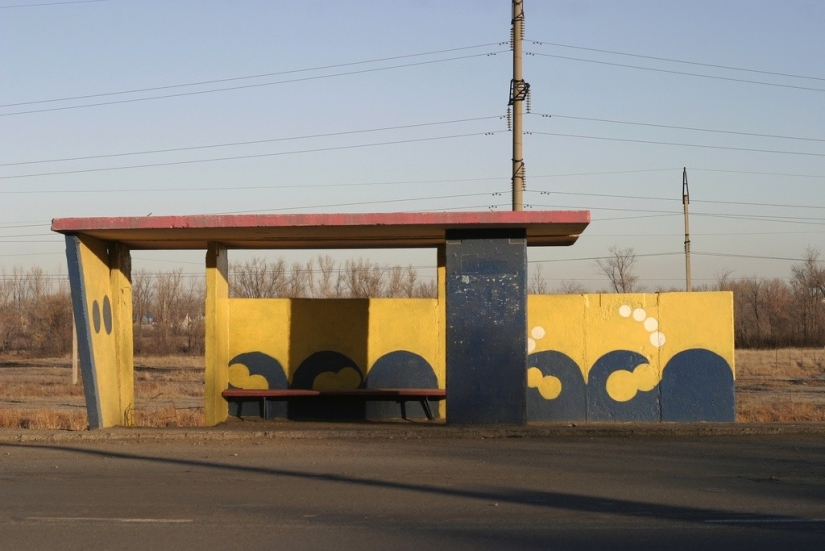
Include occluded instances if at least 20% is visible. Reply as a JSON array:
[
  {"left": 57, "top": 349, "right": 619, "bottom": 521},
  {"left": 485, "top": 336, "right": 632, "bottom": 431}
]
[{"left": 51, "top": 211, "right": 590, "bottom": 250}]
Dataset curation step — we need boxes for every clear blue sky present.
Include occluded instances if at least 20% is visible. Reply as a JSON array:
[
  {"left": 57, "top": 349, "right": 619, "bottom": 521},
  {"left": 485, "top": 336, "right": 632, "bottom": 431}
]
[{"left": 1, "top": 0, "right": 823, "bottom": 290}]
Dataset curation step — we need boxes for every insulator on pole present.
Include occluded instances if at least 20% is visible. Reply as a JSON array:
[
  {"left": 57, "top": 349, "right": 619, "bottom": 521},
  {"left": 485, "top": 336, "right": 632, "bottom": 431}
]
[{"left": 506, "top": 107, "right": 512, "bottom": 130}]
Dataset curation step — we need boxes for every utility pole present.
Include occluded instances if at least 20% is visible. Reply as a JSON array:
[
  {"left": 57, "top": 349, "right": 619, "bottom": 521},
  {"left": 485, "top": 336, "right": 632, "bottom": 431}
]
[
  {"left": 509, "top": 0, "right": 529, "bottom": 211},
  {"left": 72, "top": 313, "right": 78, "bottom": 384},
  {"left": 683, "top": 167, "right": 692, "bottom": 292}
]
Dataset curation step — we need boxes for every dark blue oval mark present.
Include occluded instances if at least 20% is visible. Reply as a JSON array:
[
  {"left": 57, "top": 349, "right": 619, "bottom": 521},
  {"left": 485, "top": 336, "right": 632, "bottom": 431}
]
[
  {"left": 102, "top": 295, "right": 113, "bottom": 335},
  {"left": 92, "top": 300, "right": 101, "bottom": 334}
]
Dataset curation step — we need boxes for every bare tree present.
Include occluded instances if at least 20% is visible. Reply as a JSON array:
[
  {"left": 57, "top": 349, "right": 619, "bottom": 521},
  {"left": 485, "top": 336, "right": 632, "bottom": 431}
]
[
  {"left": 180, "top": 276, "right": 205, "bottom": 354},
  {"left": 556, "top": 279, "right": 588, "bottom": 295},
  {"left": 343, "top": 258, "right": 385, "bottom": 298},
  {"left": 313, "top": 255, "right": 338, "bottom": 298},
  {"left": 713, "top": 269, "right": 735, "bottom": 291},
  {"left": 763, "top": 278, "right": 793, "bottom": 346},
  {"left": 413, "top": 279, "right": 437, "bottom": 298},
  {"left": 132, "top": 269, "right": 153, "bottom": 353},
  {"left": 528, "top": 264, "right": 548, "bottom": 294},
  {"left": 287, "top": 260, "right": 314, "bottom": 298},
  {"left": 385, "top": 265, "right": 405, "bottom": 298},
  {"left": 153, "top": 269, "right": 184, "bottom": 352},
  {"left": 596, "top": 246, "right": 639, "bottom": 293},
  {"left": 790, "top": 247, "right": 825, "bottom": 345},
  {"left": 230, "top": 256, "right": 287, "bottom": 298}
]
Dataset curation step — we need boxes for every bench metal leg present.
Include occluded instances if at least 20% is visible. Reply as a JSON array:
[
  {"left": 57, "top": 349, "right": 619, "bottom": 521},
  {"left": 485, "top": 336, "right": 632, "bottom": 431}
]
[{"left": 421, "top": 398, "right": 434, "bottom": 421}]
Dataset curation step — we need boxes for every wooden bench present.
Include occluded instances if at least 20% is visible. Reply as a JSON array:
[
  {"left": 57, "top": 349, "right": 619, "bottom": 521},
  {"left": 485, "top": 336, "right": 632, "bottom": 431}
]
[{"left": 222, "top": 388, "right": 446, "bottom": 421}]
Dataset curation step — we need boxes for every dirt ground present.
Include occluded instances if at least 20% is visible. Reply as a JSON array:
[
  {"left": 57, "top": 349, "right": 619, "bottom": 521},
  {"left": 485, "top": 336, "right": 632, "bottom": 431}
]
[{"left": 0, "top": 349, "right": 823, "bottom": 428}]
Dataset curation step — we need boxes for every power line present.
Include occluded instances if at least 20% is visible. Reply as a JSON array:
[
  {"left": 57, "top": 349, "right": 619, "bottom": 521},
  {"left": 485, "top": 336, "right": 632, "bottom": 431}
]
[
  {"left": 583, "top": 230, "right": 825, "bottom": 238},
  {"left": 0, "top": 177, "right": 507, "bottom": 195},
  {"left": 1, "top": 43, "right": 503, "bottom": 109},
  {"left": 528, "top": 202, "right": 825, "bottom": 225},
  {"left": 0, "top": 0, "right": 106, "bottom": 8},
  {"left": 530, "top": 112, "right": 825, "bottom": 143},
  {"left": 1, "top": 51, "right": 507, "bottom": 117},
  {"left": 527, "top": 131, "right": 825, "bottom": 158},
  {"left": 529, "top": 190, "right": 825, "bottom": 211},
  {"left": 525, "top": 51, "right": 825, "bottom": 93},
  {"left": 0, "top": 116, "right": 503, "bottom": 168},
  {"left": 0, "top": 130, "right": 505, "bottom": 179},
  {"left": 692, "top": 168, "right": 825, "bottom": 180},
  {"left": 528, "top": 40, "right": 825, "bottom": 83},
  {"left": 692, "top": 251, "right": 818, "bottom": 262},
  {"left": 216, "top": 191, "right": 503, "bottom": 215}
]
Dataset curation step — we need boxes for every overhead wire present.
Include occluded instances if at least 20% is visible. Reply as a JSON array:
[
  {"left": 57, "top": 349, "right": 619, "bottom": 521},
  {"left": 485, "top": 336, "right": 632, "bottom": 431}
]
[
  {"left": 525, "top": 51, "right": 825, "bottom": 93},
  {"left": 0, "top": 0, "right": 106, "bottom": 7},
  {"left": 528, "top": 190, "right": 825, "bottom": 210},
  {"left": 0, "top": 130, "right": 507, "bottom": 179},
  {"left": 528, "top": 40, "right": 825, "bottom": 82},
  {"left": 527, "top": 131, "right": 825, "bottom": 158},
  {"left": 1, "top": 51, "right": 507, "bottom": 117},
  {"left": 0, "top": 115, "right": 504, "bottom": 168},
  {"left": 530, "top": 112, "right": 825, "bottom": 143},
  {"left": 1, "top": 43, "right": 504, "bottom": 109}
]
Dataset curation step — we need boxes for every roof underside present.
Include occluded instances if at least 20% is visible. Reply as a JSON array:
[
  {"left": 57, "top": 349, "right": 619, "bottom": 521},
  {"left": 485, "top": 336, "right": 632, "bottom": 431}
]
[{"left": 51, "top": 211, "right": 590, "bottom": 250}]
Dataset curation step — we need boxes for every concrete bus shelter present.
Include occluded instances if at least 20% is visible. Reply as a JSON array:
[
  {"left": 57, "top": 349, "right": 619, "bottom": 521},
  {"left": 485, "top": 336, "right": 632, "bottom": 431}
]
[{"left": 52, "top": 211, "right": 591, "bottom": 428}]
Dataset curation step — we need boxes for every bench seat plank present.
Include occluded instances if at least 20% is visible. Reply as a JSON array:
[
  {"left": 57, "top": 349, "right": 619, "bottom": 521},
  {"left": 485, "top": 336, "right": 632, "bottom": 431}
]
[{"left": 221, "top": 388, "right": 445, "bottom": 420}]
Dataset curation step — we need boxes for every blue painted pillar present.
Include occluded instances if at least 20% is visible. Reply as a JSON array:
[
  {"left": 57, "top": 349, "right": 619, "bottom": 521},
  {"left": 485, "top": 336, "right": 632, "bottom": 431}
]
[{"left": 445, "top": 229, "right": 527, "bottom": 425}]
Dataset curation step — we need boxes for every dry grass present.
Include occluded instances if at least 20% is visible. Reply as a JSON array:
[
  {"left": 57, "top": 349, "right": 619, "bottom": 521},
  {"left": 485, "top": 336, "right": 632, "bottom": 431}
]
[
  {"left": 737, "top": 401, "right": 825, "bottom": 423},
  {"left": 0, "top": 354, "right": 204, "bottom": 429},
  {"left": 130, "top": 405, "right": 205, "bottom": 428},
  {"left": 0, "top": 407, "right": 88, "bottom": 430},
  {"left": 736, "top": 348, "right": 825, "bottom": 379},
  {"left": 1, "top": 350, "right": 824, "bottom": 428},
  {"left": 736, "top": 348, "right": 825, "bottom": 422}
]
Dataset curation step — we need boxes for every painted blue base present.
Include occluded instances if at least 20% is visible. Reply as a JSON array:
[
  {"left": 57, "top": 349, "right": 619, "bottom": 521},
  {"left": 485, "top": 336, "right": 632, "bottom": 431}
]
[
  {"left": 661, "top": 349, "right": 735, "bottom": 422},
  {"left": 527, "top": 351, "right": 586, "bottom": 422},
  {"left": 524, "top": 348, "right": 735, "bottom": 422}
]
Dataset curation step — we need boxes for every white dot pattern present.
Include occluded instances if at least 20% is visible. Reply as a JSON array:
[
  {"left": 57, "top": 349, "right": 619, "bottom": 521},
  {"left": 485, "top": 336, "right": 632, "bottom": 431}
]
[{"left": 621, "top": 305, "right": 666, "bottom": 349}]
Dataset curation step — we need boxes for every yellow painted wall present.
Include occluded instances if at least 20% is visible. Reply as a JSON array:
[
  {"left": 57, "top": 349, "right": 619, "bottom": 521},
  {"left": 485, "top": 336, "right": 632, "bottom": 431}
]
[
  {"left": 527, "top": 292, "right": 734, "bottom": 384},
  {"left": 368, "top": 299, "right": 443, "bottom": 386},
  {"left": 77, "top": 236, "right": 130, "bottom": 427},
  {"left": 222, "top": 292, "right": 731, "bottom": 395},
  {"left": 217, "top": 291, "right": 731, "bottom": 422},
  {"left": 226, "top": 298, "right": 443, "bottom": 387}
]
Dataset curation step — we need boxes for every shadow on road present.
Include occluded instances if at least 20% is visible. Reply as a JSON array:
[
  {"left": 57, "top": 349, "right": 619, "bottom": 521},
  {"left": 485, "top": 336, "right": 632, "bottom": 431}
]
[{"left": 4, "top": 441, "right": 824, "bottom": 536}]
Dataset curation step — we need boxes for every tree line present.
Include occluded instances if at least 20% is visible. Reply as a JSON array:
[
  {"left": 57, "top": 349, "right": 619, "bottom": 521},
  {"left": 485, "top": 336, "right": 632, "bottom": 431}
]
[
  {"left": 0, "top": 255, "right": 436, "bottom": 357},
  {"left": 584, "top": 245, "right": 825, "bottom": 348},
  {"left": 1, "top": 249, "right": 823, "bottom": 356}
]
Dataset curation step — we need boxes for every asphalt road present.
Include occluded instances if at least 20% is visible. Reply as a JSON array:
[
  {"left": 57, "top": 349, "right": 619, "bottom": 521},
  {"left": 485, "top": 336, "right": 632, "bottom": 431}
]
[{"left": 1, "top": 432, "right": 824, "bottom": 550}]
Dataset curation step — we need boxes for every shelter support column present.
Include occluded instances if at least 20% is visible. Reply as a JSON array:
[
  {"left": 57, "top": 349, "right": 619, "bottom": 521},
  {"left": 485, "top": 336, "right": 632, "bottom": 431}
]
[
  {"left": 205, "top": 242, "right": 229, "bottom": 425},
  {"left": 65, "top": 235, "right": 134, "bottom": 428},
  {"left": 445, "top": 229, "right": 528, "bottom": 424},
  {"left": 110, "top": 242, "right": 134, "bottom": 426},
  {"left": 436, "top": 244, "right": 447, "bottom": 418}
]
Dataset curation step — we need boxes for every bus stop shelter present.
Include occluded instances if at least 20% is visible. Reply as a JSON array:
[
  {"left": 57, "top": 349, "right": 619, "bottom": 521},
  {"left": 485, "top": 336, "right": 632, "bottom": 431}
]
[{"left": 52, "top": 211, "right": 590, "bottom": 428}]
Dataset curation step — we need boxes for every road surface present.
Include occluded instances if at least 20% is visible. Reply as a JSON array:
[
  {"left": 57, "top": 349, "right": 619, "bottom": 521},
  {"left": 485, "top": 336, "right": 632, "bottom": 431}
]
[{"left": 1, "top": 432, "right": 824, "bottom": 549}]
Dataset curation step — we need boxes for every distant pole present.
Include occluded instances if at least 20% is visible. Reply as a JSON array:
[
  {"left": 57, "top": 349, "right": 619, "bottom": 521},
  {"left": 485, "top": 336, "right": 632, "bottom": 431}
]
[
  {"left": 510, "top": 0, "right": 529, "bottom": 211},
  {"left": 683, "top": 167, "right": 692, "bottom": 292},
  {"left": 72, "top": 313, "right": 78, "bottom": 384}
]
